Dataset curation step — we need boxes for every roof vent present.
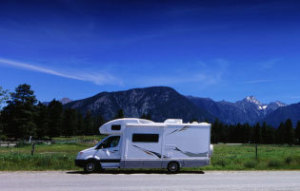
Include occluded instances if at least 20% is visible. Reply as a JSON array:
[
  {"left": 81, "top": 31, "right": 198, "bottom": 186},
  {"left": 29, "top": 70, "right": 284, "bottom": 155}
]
[{"left": 164, "top": 119, "right": 183, "bottom": 124}]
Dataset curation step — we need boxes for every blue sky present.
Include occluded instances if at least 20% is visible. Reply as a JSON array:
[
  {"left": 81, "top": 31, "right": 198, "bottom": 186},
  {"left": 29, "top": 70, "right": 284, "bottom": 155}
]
[{"left": 1, "top": 0, "right": 300, "bottom": 104}]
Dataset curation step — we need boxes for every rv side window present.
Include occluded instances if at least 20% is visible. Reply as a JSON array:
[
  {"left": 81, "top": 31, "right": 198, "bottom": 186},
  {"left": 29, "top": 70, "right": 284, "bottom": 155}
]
[
  {"left": 132, "top": 134, "right": 159, "bottom": 143},
  {"left": 111, "top": 125, "right": 121, "bottom": 130}
]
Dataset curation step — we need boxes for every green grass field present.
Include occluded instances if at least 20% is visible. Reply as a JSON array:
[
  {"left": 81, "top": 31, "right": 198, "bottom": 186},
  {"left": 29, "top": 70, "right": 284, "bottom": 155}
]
[{"left": 0, "top": 137, "right": 300, "bottom": 171}]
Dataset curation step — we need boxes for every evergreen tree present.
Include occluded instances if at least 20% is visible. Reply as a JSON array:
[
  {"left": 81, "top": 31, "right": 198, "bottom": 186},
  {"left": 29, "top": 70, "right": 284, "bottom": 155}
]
[
  {"left": 264, "top": 125, "right": 275, "bottom": 144},
  {"left": 35, "top": 102, "right": 49, "bottom": 139},
  {"left": 114, "top": 109, "right": 124, "bottom": 119},
  {"left": 276, "top": 122, "right": 285, "bottom": 144},
  {"left": 47, "top": 100, "right": 63, "bottom": 138},
  {"left": 2, "top": 84, "right": 37, "bottom": 139},
  {"left": 211, "top": 119, "right": 220, "bottom": 143},
  {"left": 84, "top": 111, "right": 95, "bottom": 135},
  {"left": 211, "top": 118, "right": 225, "bottom": 143},
  {"left": 222, "top": 124, "right": 230, "bottom": 143},
  {"left": 141, "top": 112, "right": 152, "bottom": 120},
  {"left": 62, "top": 108, "right": 77, "bottom": 136},
  {"left": 253, "top": 123, "right": 262, "bottom": 144},
  {"left": 94, "top": 113, "right": 105, "bottom": 134},
  {"left": 76, "top": 112, "right": 84, "bottom": 135},
  {"left": 295, "top": 121, "right": 300, "bottom": 145},
  {"left": 284, "top": 119, "right": 294, "bottom": 145},
  {"left": 242, "top": 123, "right": 252, "bottom": 143},
  {"left": 261, "top": 122, "right": 268, "bottom": 144},
  {"left": 0, "top": 86, "right": 9, "bottom": 110},
  {"left": 235, "top": 123, "right": 243, "bottom": 143}
]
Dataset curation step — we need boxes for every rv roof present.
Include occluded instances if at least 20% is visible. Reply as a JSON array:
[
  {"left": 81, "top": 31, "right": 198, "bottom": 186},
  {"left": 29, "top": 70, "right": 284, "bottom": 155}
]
[
  {"left": 105, "top": 118, "right": 154, "bottom": 124},
  {"left": 164, "top": 119, "right": 182, "bottom": 124}
]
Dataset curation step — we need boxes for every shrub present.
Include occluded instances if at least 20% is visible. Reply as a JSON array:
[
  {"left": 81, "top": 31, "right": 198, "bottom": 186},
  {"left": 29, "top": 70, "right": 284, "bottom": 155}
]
[
  {"left": 285, "top": 156, "right": 293, "bottom": 164},
  {"left": 268, "top": 159, "right": 281, "bottom": 168},
  {"left": 214, "top": 158, "right": 226, "bottom": 167},
  {"left": 244, "top": 160, "right": 257, "bottom": 168},
  {"left": 0, "top": 135, "right": 7, "bottom": 141}
]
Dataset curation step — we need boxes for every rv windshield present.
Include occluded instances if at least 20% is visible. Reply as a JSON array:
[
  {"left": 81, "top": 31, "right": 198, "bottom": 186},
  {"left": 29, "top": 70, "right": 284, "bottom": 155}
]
[{"left": 96, "top": 136, "right": 120, "bottom": 149}]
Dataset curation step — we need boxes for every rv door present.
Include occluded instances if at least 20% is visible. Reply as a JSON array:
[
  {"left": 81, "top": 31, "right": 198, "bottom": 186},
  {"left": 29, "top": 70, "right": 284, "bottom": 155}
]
[{"left": 97, "top": 135, "right": 121, "bottom": 168}]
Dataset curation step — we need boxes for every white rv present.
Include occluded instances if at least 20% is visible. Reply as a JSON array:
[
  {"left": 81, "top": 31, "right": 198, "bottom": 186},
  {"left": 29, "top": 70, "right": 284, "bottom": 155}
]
[{"left": 75, "top": 118, "right": 213, "bottom": 173}]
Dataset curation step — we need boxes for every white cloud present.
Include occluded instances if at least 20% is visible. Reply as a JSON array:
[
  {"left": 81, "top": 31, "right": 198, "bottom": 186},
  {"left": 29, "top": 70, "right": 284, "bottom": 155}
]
[
  {"left": 0, "top": 58, "right": 121, "bottom": 85},
  {"left": 134, "top": 59, "right": 227, "bottom": 88},
  {"left": 289, "top": 96, "right": 300, "bottom": 99},
  {"left": 260, "top": 58, "right": 281, "bottom": 70},
  {"left": 242, "top": 79, "right": 273, "bottom": 84}
]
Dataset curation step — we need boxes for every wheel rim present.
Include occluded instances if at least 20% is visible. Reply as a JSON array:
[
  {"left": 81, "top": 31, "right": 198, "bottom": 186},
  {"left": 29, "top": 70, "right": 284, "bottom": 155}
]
[
  {"left": 169, "top": 163, "right": 178, "bottom": 172},
  {"left": 86, "top": 162, "right": 95, "bottom": 171}
]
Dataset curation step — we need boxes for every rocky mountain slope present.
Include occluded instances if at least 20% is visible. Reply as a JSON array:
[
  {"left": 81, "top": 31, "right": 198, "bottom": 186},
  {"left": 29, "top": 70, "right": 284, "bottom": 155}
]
[
  {"left": 64, "top": 86, "right": 299, "bottom": 127},
  {"left": 188, "top": 96, "right": 286, "bottom": 125},
  {"left": 264, "top": 102, "right": 300, "bottom": 127},
  {"left": 65, "top": 86, "right": 213, "bottom": 122}
]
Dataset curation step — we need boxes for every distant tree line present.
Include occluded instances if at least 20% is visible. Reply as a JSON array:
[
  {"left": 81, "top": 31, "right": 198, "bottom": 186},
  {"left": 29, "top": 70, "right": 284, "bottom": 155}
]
[
  {"left": 0, "top": 84, "right": 107, "bottom": 140},
  {"left": 211, "top": 119, "right": 300, "bottom": 145},
  {"left": 1, "top": 84, "right": 300, "bottom": 144}
]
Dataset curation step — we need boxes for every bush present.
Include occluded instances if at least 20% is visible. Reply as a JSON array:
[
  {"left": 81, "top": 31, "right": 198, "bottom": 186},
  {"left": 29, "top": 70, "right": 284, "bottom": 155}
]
[
  {"left": 244, "top": 160, "right": 257, "bottom": 168},
  {"left": 214, "top": 158, "right": 226, "bottom": 167},
  {"left": 285, "top": 156, "right": 293, "bottom": 164},
  {"left": 268, "top": 159, "right": 281, "bottom": 168},
  {"left": 0, "top": 134, "right": 7, "bottom": 141}
]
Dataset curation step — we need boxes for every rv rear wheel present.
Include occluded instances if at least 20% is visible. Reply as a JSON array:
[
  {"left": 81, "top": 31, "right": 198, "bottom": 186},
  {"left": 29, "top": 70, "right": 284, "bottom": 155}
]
[
  {"left": 84, "top": 160, "right": 99, "bottom": 173},
  {"left": 167, "top": 162, "right": 180, "bottom": 173}
]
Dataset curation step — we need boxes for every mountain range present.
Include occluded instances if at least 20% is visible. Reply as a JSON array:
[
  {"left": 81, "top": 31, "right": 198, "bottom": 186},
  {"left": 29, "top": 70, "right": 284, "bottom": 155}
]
[{"left": 64, "top": 86, "right": 300, "bottom": 127}]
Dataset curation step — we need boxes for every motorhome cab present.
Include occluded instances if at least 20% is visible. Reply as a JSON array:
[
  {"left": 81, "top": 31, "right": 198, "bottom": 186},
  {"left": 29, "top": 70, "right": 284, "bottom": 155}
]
[{"left": 75, "top": 118, "right": 213, "bottom": 173}]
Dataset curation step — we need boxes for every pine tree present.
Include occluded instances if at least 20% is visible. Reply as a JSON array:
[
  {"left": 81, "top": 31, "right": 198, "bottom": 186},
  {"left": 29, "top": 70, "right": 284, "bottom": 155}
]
[
  {"left": 211, "top": 119, "right": 219, "bottom": 143},
  {"left": 0, "top": 86, "right": 9, "bottom": 110},
  {"left": 84, "top": 111, "right": 95, "bottom": 135},
  {"left": 2, "top": 84, "right": 37, "bottom": 139},
  {"left": 76, "top": 112, "right": 84, "bottom": 135},
  {"left": 295, "top": 121, "right": 300, "bottom": 145},
  {"left": 141, "top": 113, "right": 152, "bottom": 120},
  {"left": 47, "top": 100, "right": 63, "bottom": 138},
  {"left": 284, "top": 119, "right": 294, "bottom": 145},
  {"left": 62, "top": 109, "right": 77, "bottom": 136},
  {"left": 211, "top": 118, "right": 225, "bottom": 143},
  {"left": 276, "top": 122, "right": 285, "bottom": 144},
  {"left": 94, "top": 113, "right": 105, "bottom": 134},
  {"left": 114, "top": 109, "right": 124, "bottom": 119},
  {"left": 253, "top": 123, "right": 262, "bottom": 144},
  {"left": 35, "top": 102, "right": 49, "bottom": 139},
  {"left": 264, "top": 125, "right": 276, "bottom": 144}
]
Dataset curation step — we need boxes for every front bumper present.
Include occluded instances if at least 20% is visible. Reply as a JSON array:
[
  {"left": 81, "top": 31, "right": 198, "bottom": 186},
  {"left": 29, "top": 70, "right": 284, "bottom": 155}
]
[{"left": 75, "top": 159, "right": 86, "bottom": 167}]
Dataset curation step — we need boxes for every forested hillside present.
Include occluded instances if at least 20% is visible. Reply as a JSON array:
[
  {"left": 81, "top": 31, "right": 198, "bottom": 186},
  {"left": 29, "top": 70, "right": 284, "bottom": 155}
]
[{"left": 0, "top": 84, "right": 299, "bottom": 144}]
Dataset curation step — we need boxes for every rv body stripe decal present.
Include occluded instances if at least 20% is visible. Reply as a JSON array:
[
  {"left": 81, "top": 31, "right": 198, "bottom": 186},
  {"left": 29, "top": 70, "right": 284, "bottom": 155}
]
[
  {"left": 174, "top": 147, "right": 208, "bottom": 157},
  {"left": 132, "top": 145, "right": 162, "bottom": 158},
  {"left": 167, "top": 126, "right": 190, "bottom": 135}
]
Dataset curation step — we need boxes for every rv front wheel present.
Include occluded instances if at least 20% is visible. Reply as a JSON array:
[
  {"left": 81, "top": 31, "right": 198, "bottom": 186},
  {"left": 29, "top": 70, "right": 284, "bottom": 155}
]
[
  {"left": 84, "top": 160, "right": 98, "bottom": 173},
  {"left": 167, "top": 162, "right": 180, "bottom": 173}
]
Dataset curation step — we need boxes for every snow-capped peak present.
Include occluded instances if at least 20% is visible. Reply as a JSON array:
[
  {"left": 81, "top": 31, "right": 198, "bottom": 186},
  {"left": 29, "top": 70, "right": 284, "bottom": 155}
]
[
  {"left": 244, "top": 96, "right": 270, "bottom": 110},
  {"left": 245, "top": 96, "right": 261, "bottom": 105},
  {"left": 60, "top": 97, "right": 72, "bottom": 105},
  {"left": 258, "top": 105, "right": 268, "bottom": 110},
  {"left": 274, "top": 101, "right": 286, "bottom": 107}
]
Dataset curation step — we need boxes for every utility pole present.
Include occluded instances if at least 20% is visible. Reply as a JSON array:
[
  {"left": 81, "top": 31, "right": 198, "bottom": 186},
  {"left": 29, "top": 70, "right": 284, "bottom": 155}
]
[{"left": 31, "top": 142, "right": 36, "bottom": 156}]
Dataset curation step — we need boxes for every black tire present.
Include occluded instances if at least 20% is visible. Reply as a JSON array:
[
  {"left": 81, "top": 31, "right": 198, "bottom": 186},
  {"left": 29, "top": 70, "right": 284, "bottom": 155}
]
[
  {"left": 84, "top": 160, "right": 100, "bottom": 173},
  {"left": 167, "top": 162, "right": 180, "bottom": 173}
]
